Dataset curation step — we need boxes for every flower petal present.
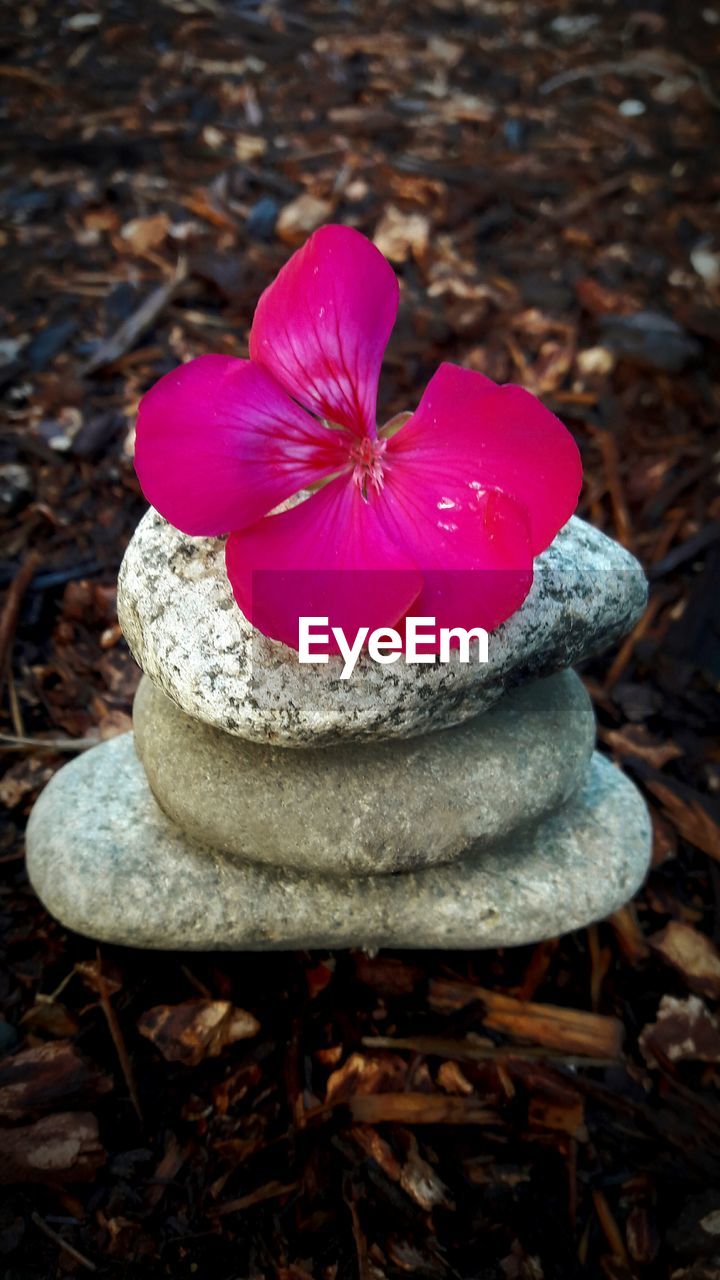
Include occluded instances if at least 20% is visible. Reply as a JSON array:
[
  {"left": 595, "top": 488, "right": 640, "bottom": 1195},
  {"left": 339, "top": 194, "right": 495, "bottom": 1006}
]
[
  {"left": 135, "top": 354, "right": 350, "bottom": 536},
  {"left": 378, "top": 455, "right": 534, "bottom": 634},
  {"left": 225, "top": 476, "right": 422, "bottom": 651},
  {"left": 387, "top": 362, "right": 582, "bottom": 556},
  {"left": 249, "top": 225, "right": 399, "bottom": 438}
]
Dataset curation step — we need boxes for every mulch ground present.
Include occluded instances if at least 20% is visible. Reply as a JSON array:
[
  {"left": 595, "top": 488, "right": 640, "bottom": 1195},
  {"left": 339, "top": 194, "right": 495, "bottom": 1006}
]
[{"left": 1, "top": 2, "right": 720, "bottom": 1276}]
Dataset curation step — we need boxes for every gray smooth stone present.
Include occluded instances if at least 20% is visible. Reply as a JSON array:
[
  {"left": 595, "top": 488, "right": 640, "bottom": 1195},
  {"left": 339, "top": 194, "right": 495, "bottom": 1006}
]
[
  {"left": 26, "top": 735, "right": 651, "bottom": 952},
  {"left": 133, "top": 670, "right": 596, "bottom": 877},
  {"left": 117, "top": 510, "right": 647, "bottom": 747}
]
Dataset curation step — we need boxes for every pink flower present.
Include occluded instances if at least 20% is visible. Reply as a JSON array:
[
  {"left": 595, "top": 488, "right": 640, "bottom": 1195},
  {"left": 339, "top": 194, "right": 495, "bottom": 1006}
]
[{"left": 135, "top": 225, "right": 582, "bottom": 651}]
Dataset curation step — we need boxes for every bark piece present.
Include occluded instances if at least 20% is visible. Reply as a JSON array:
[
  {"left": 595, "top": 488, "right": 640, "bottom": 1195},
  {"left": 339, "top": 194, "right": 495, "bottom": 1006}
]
[
  {"left": 640, "top": 995, "right": 720, "bottom": 1066},
  {"left": 0, "top": 1041, "right": 112, "bottom": 1121},
  {"left": 138, "top": 999, "right": 259, "bottom": 1066},
  {"left": 0, "top": 1112, "right": 105, "bottom": 1185},
  {"left": 649, "top": 921, "right": 720, "bottom": 998}
]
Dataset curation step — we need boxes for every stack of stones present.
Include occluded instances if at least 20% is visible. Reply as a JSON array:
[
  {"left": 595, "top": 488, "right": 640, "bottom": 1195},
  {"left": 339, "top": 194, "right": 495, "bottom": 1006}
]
[{"left": 27, "top": 509, "right": 652, "bottom": 952}]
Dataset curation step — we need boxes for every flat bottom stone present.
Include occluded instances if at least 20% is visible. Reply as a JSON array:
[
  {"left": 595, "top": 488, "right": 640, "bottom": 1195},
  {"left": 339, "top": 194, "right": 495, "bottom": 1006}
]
[{"left": 26, "top": 734, "right": 651, "bottom": 951}]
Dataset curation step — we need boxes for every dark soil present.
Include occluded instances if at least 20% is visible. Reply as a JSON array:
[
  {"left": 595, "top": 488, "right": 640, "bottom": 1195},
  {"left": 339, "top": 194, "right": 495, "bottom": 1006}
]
[{"left": 1, "top": 2, "right": 720, "bottom": 1276}]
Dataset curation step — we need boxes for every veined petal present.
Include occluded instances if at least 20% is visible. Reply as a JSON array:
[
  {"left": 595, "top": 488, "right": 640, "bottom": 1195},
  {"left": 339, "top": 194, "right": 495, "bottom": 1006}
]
[
  {"left": 387, "top": 362, "right": 582, "bottom": 556},
  {"left": 249, "top": 225, "right": 399, "bottom": 439},
  {"left": 225, "top": 476, "right": 422, "bottom": 652},
  {"left": 379, "top": 456, "right": 534, "bottom": 634},
  {"left": 135, "top": 355, "right": 350, "bottom": 536}
]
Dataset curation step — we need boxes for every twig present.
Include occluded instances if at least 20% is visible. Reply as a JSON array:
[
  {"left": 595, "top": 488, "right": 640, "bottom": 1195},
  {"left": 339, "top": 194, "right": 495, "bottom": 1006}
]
[
  {"left": 648, "top": 521, "right": 720, "bottom": 579},
  {"left": 95, "top": 947, "right": 143, "bottom": 1124},
  {"left": 540, "top": 53, "right": 720, "bottom": 109},
  {"left": 31, "top": 1213, "right": 96, "bottom": 1273},
  {"left": 6, "top": 665, "right": 25, "bottom": 737},
  {"left": 211, "top": 1181, "right": 300, "bottom": 1216},
  {"left": 592, "top": 1189, "right": 631, "bottom": 1267},
  {"left": 547, "top": 173, "right": 630, "bottom": 222},
  {"left": 592, "top": 428, "right": 634, "bottom": 550},
  {"left": 348, "top": 1093, "right": 498, "bottom": 1125},
  {"left": 602, "top": 592, "right": 665, "bottom": 691},
  {"left": 0, "top": 65, "right": 64, "bottom": 95},
  {"left": 0, "top": 551, "right": 41, "bottom": 701},
  {"left": 81, "top": 258, "right": 187, "bottom": 375},
  {"left": 0, "top": 732, "right": 98, "bottom": 753},
  {"left": 362, "top": 1035, "right": 616, "bottom": 1069},
  {"left": 344, "top": 1177, "right": 372, "bottom": 1280},
  {"left": 180, "top": 964, "right": 212, "bottom": 999}
]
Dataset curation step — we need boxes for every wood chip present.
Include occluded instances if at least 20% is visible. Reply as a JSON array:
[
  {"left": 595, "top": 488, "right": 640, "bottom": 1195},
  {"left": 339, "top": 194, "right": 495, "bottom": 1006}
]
[
  {"left": 649, "top": 922, "right": 720, "bottom": 998},
  {"left": 0, "top": 1041, "right": 112, "bottom": 1121},
  {"left": 348, "top": 1093, "right": 498, "bottom": 1126},
  {"left": 640, "top": 995, "right": 720, "bottom": 1066},
  {"left": 277, "top": 194, "right": 334, "bottom": 245},
  {"left": 428, "top": 981, "right": 624, "bottom": 1058},
  {"left": 138, "top": 999, "right": 260, "bottom": 1066},
  {"left": 0, "top": 1112, "right": 105, "bottom": 1184}
]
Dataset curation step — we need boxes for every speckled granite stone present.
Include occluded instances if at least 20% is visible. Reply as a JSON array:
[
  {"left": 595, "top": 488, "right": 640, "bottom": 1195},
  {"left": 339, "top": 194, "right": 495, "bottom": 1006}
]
[
  {"left": 26, "top": 735, "right": 651, "bottom": 951},
  {"left": 133, "top": 669, "right": 595, "bottom": 877},
  {"left": 117, "top": 510, "right": 647, "bottom": 747}
]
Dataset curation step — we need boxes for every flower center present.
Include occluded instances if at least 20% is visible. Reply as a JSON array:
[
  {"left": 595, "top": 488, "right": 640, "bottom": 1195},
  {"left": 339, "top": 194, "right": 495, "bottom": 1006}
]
[{"left": 349, "top": 435, "right": 387, "bottom": 500}]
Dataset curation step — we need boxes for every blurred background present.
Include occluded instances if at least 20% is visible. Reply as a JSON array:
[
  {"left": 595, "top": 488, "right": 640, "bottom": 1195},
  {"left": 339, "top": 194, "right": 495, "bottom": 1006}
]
[{"left": 1, "top": 2, "right": 720, "bottom": 1276}]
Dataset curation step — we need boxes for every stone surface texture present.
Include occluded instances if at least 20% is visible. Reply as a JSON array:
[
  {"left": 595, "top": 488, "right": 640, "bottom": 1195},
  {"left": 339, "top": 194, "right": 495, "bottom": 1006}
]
[
  {"left": 26, "top": 734, "right": 652, "bottom": 951},
  {"left": 117, "top": 510, "right": 647, "bottom": 747},
  {"left": 133, "top": 669, "right": 596, "bottom": 876}
]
